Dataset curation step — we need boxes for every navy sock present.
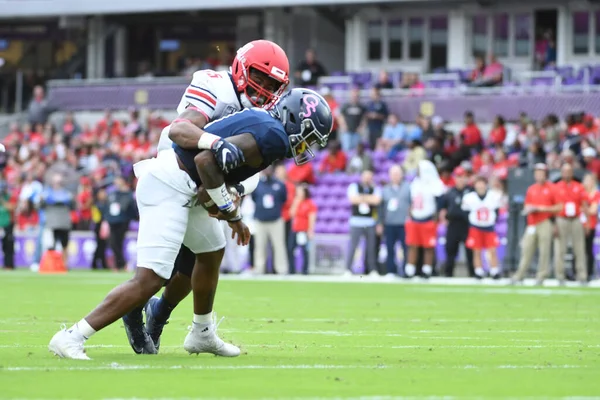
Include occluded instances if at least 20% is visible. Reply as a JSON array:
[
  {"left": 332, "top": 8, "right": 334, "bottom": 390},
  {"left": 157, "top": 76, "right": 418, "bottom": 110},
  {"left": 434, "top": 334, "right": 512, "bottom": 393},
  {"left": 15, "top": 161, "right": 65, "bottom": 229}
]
[{"left": 152, "top": 294, "right": 175, "bottom": 323}]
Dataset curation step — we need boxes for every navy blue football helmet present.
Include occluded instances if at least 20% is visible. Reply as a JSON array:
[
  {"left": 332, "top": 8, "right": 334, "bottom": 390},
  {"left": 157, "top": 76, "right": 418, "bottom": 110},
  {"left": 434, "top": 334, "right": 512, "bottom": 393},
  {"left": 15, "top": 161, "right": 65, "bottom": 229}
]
[{"left": 273, "top": 88, "right": 333, "bottom": 164}]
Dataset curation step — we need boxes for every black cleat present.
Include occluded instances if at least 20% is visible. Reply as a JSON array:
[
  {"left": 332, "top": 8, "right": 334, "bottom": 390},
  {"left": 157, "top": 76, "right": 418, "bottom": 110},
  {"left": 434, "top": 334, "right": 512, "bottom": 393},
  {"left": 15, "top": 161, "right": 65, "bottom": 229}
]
[{"left": 122, "top": 311, "right": 156, "bottom": 355}]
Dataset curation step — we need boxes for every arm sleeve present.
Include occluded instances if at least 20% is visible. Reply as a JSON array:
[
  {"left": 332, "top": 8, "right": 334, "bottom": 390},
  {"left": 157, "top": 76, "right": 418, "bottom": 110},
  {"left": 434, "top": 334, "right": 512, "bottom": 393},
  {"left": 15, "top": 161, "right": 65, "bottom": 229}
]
[
  {"left": 438, "top": 193, "right": 448, "bottom": 210},
  {"left": 435, "top": 196, "right": 445, "bottom": 211},
  {"left": 237, "top": 173, "right": 260, "bottom": 196},
  {"left": 347, "top": 183, "right": 358, "bottom": 199}
]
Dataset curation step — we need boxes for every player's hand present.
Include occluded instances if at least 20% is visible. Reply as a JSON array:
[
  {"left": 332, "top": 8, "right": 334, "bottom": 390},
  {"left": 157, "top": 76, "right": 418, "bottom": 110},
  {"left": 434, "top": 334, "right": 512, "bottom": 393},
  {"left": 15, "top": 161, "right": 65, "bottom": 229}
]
[
  {"left": 211, "top": 139, "right": 245, "bottom": 174},
  {"left": 228, "top": 220, "right": 251, "bottom": 246},
  {"left": 209, "top": 191, "right": 242, "bottom": 220}
]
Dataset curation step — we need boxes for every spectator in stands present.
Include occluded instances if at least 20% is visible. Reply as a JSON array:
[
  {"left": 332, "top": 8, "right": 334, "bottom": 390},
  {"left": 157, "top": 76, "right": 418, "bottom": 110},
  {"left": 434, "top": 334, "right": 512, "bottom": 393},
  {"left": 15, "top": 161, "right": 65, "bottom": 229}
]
[
  {"left": 375, "top": 70, "right": 393, "bottom": 89},
  {"left": 520, "top": 139, "right": 546, "bottom": 168},
  {"left": 554, "top": 163, "right": 588, "bottom": 285},
  {"left": 377, "top": 165, "right": 410, "bottom": 277},
  {"left": 91, "top": 188, "right": 109, "bottom": 270},
  {"left": 0, "top": 173, "right": 15, "bottom": 269},
  {"left": 40, "top": 174, "right": 74, "bottom": 267},
  {"left": 346, "top": 169, "right": 381, "bottom": 276},
  {"left": 535, "top": 29, "right": 552, "bottom": 70},
  {"left": 541, "top": 114, "right": 561, "bottom": 152},
  {"left": 320, "top": 87, "right": 341, "bottom": 142},
  {"left": 402, "top": 139, "right": 426, "bottom": 173},
  {"left": 274, "top": 163, "right": 296, "bottom": 271},
  {"left": 295, "top": 48, "right": 327, "bottom": 86},
  {"left": 251, "top": 167, "right": 289, "bottom": 275},
  {"left": 27, "top": 85, "right": 55, "bottom": 126},
  {"left": 468, "top": 54, "right": 486, "bottom": 84},
  {"left": 583, "top": 147, "right": 600, "bottom": 181},
  {"left": 511, "top": 164, "right": 558, "bottom": 284},
  {"left": 96, "top": 109, "right": 122, "bottom": 137},
  {"left": 319, "top": 140, "right": 347, "bottom": 174},
  {"left": 288, "top": 185, "right": 317, "bottom": 275},
  {"left": 340, "top": 88, "right": 366, "bottom": 152},
  {"left": 287, "top": 160, "right": 316, "bottom": 185},
  {"left": 583, "top": 173, "right": 600, "bottom": 280},
  {"left": 105, "top": 177, "right": 137, "bottom": 271},
  {"left": 439, "top": 166, "right": 474, "bottom": 277},
  {"left": 76, "top": 176, "right": 93, "bottom": 230},
  {"left": 61, "top": 112, "right": 81, "bottom": 143},
  {"left": 489, "top": 115, "right": 507, "bottom": 147},
  {"left": 470, "top": 54, "right": 503, "bottom": 87},
  {"left": 377, "top": 114, "right": 406, "bottom": 153},
  {"left": 545, "top": 39, "right": 557, "bottom": 68},
  {"left": 346, "top": 142, "right": 373, "bottom": 175},
  {"left": 401, "top": 73, "right": 425, "bottom": 96},
  {"left": 460, "top": 111, "right": 483, "bottom": 151}
]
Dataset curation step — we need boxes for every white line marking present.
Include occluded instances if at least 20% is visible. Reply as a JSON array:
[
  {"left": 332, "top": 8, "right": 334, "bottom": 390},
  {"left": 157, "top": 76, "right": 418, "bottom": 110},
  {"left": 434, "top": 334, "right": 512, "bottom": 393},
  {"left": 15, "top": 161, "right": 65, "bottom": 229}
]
[{"left": 3, "top": 363, "right": 587, "bottom": 373}]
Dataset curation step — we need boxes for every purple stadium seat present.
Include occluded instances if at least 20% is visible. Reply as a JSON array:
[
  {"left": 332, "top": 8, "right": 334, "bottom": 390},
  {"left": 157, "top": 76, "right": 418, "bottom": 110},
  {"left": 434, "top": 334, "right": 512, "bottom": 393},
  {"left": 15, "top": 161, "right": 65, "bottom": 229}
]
[
  {"left": 427, "top": 79, "right": 458, "bottom": 89},
  {"left": 556, "top": 66, "right": 574, "bottom": 78},
  {"left": 351, "top": 72, "right": 373, "bottom": 87},
  {"left": 563, "top": 77, "right": 584, "bottom": 86},
  {"left": 531, "top": 77, "right": 556, "bottom": 86}
]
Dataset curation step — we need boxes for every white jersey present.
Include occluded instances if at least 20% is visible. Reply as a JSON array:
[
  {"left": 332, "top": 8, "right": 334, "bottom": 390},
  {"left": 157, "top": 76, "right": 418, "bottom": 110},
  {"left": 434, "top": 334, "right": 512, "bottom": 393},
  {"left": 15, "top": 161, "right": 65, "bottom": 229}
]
[
  {"left": 462, "top": 190, "right": 501, "bottom": 228},
  {"left": 409, "top": 160, "right": 445, "bottom": 220},
  {"left": 157, "top": 69, "right": 242, "bottom": 152}
]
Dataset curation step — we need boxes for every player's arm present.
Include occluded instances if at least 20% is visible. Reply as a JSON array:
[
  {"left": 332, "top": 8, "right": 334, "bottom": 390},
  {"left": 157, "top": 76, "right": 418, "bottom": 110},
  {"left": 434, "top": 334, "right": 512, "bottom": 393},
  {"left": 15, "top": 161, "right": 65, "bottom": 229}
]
[
  {"left": 234, "top": 173, "right": 260, "bottom": 197},
  {"left": 347, "top": 183, "right": 364, "bottom": 205},
  {"left": 194, "top": 133, "right": 264, "bottom": 219},
  {"left": 168, "top": 108, "right": 210, "bottom": 149}
]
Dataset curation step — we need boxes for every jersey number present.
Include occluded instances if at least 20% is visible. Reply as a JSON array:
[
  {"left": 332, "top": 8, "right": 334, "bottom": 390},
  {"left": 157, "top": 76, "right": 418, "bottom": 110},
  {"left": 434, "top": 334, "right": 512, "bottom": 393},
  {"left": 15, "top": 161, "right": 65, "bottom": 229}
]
[
  {"left": 476, "top": 208, "right": 490, "bottom": 222},
  {"left": 206, "top": 72, "right": 221, "bottom": 79}
]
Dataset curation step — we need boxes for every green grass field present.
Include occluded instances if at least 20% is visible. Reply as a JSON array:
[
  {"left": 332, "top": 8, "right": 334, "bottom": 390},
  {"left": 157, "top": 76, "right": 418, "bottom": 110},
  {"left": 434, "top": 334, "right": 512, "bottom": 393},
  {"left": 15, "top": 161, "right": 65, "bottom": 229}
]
[{"left": 1, "top": 271, "right": 599, "bottom": 400}]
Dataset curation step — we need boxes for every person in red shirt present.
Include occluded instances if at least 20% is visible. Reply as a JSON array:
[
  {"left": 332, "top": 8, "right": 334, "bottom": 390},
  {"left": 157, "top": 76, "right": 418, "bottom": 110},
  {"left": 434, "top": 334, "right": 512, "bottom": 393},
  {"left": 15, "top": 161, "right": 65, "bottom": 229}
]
[
  {"left": 274, "top": 163, "right": 296, "bottom": 269},
  {"left": 582, "top": 147, "right": 600, "bottom": 181},
  {"left": 319, "top": 140, "right": 347, "bottom": 174},
  {"left": 554, "top": 163, "right": 588, "bottom": 284},
  {"left": 288, "top": 185, "right": 317, "bottom": 274},
  {"left": 512, "top": 163, "right": 561, "bottom": 284},
  {"left": 489, "top": 115, "right": 506, "bottom": 147},
  {"left": 460, "top": 111, "right": 483, "bottom": 150},
  {"left": 76, "top": 176, "right": 94, "bottom": 230},
  {"left": 96, "top": 109, "right": 122, "bottom": 137},
  {"left": 4, "top": 122, "right": 21, "bottom": 148},
  {"left": 583, "top": 173, "right": 600, "bottom": 280},
  {"left": 288, "top": 161, "right": 316, "bottom": 185}
]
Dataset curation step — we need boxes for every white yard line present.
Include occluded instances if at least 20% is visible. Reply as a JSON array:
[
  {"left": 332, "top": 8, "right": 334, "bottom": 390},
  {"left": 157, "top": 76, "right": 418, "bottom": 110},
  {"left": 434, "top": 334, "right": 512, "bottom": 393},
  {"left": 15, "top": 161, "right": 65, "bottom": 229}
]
[{"left": 3, "top": 363, "right": 589, "bottom": 373}]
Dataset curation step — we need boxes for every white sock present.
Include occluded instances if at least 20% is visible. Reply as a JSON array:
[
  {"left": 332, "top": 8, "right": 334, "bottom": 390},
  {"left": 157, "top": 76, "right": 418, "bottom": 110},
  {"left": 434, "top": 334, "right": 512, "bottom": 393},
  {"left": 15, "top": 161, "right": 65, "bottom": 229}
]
[
  {"left": 70, "top": 319, "right": 96, "bottom": 339},
  {"left": 422, "top": 264, "right": 433, "bottom": 276},
  {"left": 193, "top": 312, "right": 213, "bottom": 325},
  {"left": 490, "top": 266, "right": 500, "bottom": 275},
  {"left": 475, "top": 267, "right": 485, "bottom": 277},
  {"left": 405, "top": 264, "right": 416, "bottom": 277}
]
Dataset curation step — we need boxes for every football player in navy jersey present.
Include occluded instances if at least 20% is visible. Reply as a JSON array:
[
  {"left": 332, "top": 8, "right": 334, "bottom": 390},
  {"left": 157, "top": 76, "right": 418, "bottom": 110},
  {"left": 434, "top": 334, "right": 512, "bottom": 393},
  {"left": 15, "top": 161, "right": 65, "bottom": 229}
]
[{"left": 48, "top": 88, "right": 333, "bottom": 359}]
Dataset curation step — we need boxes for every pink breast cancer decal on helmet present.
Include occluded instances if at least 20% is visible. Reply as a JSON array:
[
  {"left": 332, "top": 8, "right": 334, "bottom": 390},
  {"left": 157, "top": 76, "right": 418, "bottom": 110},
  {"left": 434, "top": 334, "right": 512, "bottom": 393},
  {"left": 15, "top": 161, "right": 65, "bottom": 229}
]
[{"left": 302, "top": 94, "right": 320, "bottom": 117}]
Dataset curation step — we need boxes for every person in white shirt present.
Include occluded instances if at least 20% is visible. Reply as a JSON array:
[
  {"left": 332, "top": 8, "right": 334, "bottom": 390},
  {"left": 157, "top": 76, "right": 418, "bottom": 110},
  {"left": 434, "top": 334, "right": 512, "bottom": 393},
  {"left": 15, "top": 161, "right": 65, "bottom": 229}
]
[
  {"left": 405, "top": 160, "right": 444, "bottom": 278},
  {"left": 462, "top": 176, "right": 501, "bottom": 279}
]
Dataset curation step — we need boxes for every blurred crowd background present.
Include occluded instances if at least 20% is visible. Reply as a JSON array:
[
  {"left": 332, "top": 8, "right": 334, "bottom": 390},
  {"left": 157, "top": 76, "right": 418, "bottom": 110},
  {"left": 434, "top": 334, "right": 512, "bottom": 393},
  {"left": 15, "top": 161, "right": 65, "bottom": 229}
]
[{"left": 1, "top": 0, "right": 600, "bottom": 280}]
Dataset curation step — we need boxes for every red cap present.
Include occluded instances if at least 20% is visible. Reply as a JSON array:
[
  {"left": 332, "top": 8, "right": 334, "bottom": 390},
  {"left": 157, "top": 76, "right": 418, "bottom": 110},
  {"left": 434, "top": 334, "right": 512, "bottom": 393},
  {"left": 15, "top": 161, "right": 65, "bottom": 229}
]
[
  {"left": 453, "top": 166, "right": 466, "bottom": 176},
  {"left": 80, "top": 176, "right": 91, "bottom": 185}
]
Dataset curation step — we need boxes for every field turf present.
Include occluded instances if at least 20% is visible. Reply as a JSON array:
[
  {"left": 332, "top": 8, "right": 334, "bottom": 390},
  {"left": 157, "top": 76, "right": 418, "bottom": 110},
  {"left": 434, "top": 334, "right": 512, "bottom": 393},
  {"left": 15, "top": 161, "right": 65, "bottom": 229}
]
[{"left": 0, "top": 271, "right": 599, "bottom": 400}]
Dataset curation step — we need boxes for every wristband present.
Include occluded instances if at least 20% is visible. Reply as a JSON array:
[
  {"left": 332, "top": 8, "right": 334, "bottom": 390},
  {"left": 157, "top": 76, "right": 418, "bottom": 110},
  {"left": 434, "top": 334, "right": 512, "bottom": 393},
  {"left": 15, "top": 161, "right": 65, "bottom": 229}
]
[
  {"left": 206, "top": 184, "right": 236, "bottom": 213},
  {"left": 197, "top": 133, "right": 221, "bottom": 150}
]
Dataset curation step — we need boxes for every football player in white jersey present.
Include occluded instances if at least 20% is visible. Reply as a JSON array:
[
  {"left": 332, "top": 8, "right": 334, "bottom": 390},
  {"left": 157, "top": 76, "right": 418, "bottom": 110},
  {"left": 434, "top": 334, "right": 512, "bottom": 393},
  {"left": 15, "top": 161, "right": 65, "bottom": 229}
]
[
  {"left": 462, "top": 176, "right": 501, "bottom": 279},
  {"left": 122, "top": 40, "right": 290, "bottom": 355},
  {"left": 405, "top": 160, "right": 445, "bottom": 278}
]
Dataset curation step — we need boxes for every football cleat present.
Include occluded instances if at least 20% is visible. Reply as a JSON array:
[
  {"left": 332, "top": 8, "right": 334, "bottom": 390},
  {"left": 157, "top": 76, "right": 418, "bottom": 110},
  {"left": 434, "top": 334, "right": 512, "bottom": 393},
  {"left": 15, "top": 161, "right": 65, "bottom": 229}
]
[
  {"left": 48, "top": 326, "right": 91, "bottom": 360},
  {"left": 144, "top": 296, "right": 169, "bottom": 351},
  {"left": 183, "top": 315, "right": 240, "bottom": 357},
  {"left": 122, "top": 311, "right": 156, "bottom": 355}
]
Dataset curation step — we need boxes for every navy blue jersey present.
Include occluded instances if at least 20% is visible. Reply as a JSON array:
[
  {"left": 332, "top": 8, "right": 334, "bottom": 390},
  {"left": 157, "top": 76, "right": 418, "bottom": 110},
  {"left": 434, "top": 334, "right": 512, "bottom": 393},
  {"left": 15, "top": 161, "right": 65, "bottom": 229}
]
[{"left": 173, "top": 108, "right": 290, "bottom": 186}]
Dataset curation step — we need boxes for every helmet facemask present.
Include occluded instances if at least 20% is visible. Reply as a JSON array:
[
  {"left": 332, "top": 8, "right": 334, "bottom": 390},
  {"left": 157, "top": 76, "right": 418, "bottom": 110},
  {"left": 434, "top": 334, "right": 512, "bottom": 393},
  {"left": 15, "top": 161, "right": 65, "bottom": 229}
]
[
  {"left": 242, "top": 68, "right": 288, "bottom": 109},
  {"left": 287, "top": 116, "right": 329, "bottom": 165}
]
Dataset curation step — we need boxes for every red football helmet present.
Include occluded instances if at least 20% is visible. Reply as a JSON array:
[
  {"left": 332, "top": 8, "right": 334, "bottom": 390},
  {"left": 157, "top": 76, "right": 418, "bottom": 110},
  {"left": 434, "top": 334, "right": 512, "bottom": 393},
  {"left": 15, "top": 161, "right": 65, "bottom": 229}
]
[{"left": 231, "top": 40, "right": 290, "bottom": 109}]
